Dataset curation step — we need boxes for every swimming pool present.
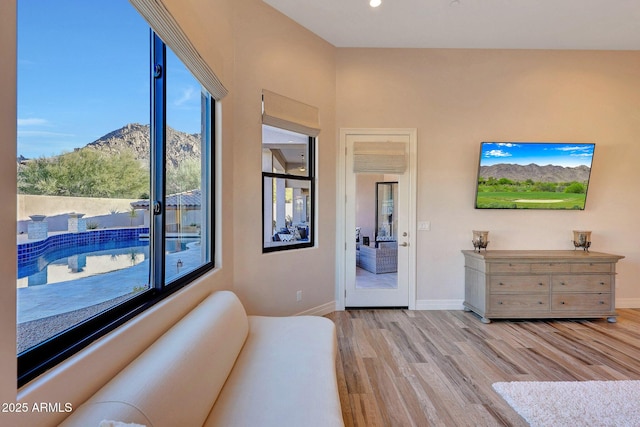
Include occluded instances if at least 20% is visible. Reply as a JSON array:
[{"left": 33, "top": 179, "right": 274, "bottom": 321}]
[{"left": 17, "top": 237, "right": 197, "bottom": 287}]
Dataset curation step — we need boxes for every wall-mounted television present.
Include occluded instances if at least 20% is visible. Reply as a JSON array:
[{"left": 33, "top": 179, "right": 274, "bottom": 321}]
[{"left": 475, "top": 142, "right": 595, "bottom": 210}]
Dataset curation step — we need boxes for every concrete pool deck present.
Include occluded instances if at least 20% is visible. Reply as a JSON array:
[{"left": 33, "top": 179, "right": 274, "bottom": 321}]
[{"left": 17, "top": 243, "right": 203, "bottom": 323}]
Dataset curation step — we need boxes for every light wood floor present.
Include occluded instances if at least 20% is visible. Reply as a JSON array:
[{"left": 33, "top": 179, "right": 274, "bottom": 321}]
[{"left": 326, "top": 308, "right": 640, "bottom": 427}]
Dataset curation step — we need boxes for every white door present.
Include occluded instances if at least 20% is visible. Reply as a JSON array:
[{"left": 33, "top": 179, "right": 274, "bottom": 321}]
[{"left": 344, "top": 131, "right": 415, "bottom": 307}]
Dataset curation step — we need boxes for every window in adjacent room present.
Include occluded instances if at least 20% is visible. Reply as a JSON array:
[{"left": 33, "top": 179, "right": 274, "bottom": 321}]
[
  {"left": 261, "top": 90, "right": 319, "bottom": 253},
  {"left": 16, "top": 0, "right": 222, "bottom": 386},
  {"left": 262, "top": 125, "right": 315, "bottom": 251}
]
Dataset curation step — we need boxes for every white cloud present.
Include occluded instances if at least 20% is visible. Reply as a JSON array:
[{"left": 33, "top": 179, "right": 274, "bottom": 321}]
[
  {"left": 485, "top": 149, "right": 512, "bottom": 158},
  {"left": 173, "top": 87, "right": 196, "bottom": 107},
  {"left": 18, "top": 130, "right": 74, "bottom": 138},
  {"left": 554, "top": 145, "right": 593, "bottom": 153},
  {"left": 17, "top": 118, "right": 48, "bottom": 127}
]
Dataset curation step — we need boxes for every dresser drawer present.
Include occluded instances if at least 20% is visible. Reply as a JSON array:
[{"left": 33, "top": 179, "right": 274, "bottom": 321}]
[
  {"left": 490, "top": 276, "right": 549, "bottom": 293},
  {"left": 490, "top": 295, "right": 549, "bottom": 312},
  {"left": 531, "top": 262, "right": 570, "bottom": 273},
  {"left": 570, "top": 263, "right": 613, "bottom": 273},
  {"left": 490, "top": 263, "right": 530, "bottom": 273},
  {"left": 551, "top": 293, "right": 612, "bottom": 311},
  {"left": 552, "top": 275, "right": 611, "bottom": 292}
]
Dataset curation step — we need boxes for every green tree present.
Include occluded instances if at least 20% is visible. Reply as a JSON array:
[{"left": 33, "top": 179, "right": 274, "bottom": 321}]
[
  {"left": 18, "top": 149, "right": 149, "bottom": 198},
  {"left": 166, "top": 158, "right": 201, "bottom": 195},
  {"left": 564, "top": 182, "right": 586, "bottom": 194}
]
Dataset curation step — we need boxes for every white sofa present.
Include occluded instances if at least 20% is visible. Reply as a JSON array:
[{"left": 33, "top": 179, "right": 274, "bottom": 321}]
[{"left": 60, "top": 291, "right": 344, "bottom": 427}]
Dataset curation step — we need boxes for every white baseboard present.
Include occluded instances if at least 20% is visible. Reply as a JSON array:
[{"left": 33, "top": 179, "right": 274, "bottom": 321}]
[
  {"left": 326, "top": 298, "right": 640, "bottom": 312},
  {"left": 295, "top": 300, "right": 337, "bottom": 316},
  {"left": 616, "top": 298, "right": 640, "bottom": 309},
  {"left": 415, "top": 299, "right": 465, "bottom": 311}
]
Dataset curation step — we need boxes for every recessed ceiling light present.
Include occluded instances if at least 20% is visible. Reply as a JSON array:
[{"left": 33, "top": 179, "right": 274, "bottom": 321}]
[{"left": 370, "top": 0, "right": 382, "bottom": 7}]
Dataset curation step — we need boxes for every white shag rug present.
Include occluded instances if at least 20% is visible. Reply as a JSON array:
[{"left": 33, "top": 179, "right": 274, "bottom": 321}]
[{"left": 493, "top": 380, "right": 640, "bottom": 427}]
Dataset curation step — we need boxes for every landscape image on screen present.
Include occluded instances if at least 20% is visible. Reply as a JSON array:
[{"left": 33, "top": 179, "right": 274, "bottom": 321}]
[{"left": 475, "top": 142, "right": 595, "bottom": 210}]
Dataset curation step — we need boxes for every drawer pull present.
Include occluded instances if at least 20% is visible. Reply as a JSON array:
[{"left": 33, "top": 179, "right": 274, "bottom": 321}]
[
  {"left": 600, "top": 301, "right": 605, "bottom": 305},
  {"left": 600, "top": 282, "right": 605, "bottom": 286},
  {"left": 538, "top": 301, "right": 544, "bottom": 305},
  {"left": 538, "top": 282, "right": 544, "bottom": 286},
  {"left": 498, "top": 301, "right": 503, "bottom": 305},
  {"left": 560, "top": 282, "right": 566, "bottom": 286},
  {"left": 499, "top": 282, "right": 504, "bottom": 286},
  {"left": 560, "top": 301, "right": 565, "bottom": 305}
]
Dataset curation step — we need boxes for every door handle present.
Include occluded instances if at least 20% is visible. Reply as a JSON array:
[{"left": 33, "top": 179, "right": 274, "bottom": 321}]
[{"left": 399, "top": 242, "right": 408, "bottom": 247}]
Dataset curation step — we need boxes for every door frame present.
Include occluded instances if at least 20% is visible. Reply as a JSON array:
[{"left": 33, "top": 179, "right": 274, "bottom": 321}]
[{"left": 335, "top": 128, "right": 417, "bottom": 310}]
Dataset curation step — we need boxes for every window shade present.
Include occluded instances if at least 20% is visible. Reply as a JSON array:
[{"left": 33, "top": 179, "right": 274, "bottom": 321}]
[
  {"left": 262, "top": 90, "right": 320, "bottom": 137},
  {"left": 129, "top": 0, "right": 228, "bottom": 100},
  {"left": 353, "top": 141, "right": 407, "bottom": 174}
]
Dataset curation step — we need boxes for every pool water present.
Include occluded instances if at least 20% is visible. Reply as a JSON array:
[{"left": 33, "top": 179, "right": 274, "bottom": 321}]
[{"left": 17, "top": 238, "right": 197, "bottom": 287}]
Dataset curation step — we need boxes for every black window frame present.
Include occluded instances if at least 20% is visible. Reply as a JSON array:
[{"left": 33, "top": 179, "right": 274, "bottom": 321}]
[
  {"left": 17, "top": 30, "right": 217, "bottom": 388},
  {"left": 262, "top": 134, "right": 316, "bottom": 253}
]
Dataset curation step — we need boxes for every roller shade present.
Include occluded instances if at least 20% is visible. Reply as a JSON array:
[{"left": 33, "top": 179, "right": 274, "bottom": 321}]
[
  {"left": 129, "top": 0, "right": 228, "bottom": 100},
  {"left": 353, "top": 141, "right": 407, "bottom": 174},
  {"left": 262, "top": 90, "right": 320, "bottom": 137}
]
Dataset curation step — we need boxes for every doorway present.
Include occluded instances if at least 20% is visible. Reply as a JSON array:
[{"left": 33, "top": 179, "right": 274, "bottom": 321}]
[{"left": 337, "top": 129, "right": 417, "bottom": 309}]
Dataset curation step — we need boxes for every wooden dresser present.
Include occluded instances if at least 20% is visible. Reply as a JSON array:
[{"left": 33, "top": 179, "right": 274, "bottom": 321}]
[{"left": 462, "top": 250, "right": 624, "bottom": 324}]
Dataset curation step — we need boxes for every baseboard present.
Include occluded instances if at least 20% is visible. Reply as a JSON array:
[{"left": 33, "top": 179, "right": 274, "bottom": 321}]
[
  {"left": 616, "top": 298, "right": 640, "bottom": 309},
  {"left": 295, "top": 300, "right": 337, "bottom": 316},
  {"left": 322, "top": 298, "right": 640, "bottom": 312},
  {"left": 414, "top": 299, "right": 465, "bottom": 311}
]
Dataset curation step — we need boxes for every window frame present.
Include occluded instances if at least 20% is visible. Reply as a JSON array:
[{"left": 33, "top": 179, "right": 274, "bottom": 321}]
[
  {"left": 17, "top": 29, "right": 217, "bottom": 387},
  {"left": 262, "top": 133, "right": 316, "bottom": 253}
]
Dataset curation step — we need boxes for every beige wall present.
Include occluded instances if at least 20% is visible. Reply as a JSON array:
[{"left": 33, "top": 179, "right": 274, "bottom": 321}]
[
  {"left": 0, "top": 0, "right": 18, "bottom": 417},
  {"left": 356, "top": 174, "right": 384, "bottom": 243},
  {"left": 230, "top": 0, "right": 337, "bottom": 315},
  {"left": 337, "top": 48, "right": 640, "bottom": 306},
  {"left": 17, "top": 195, "right": 140, "bottom": 220}
]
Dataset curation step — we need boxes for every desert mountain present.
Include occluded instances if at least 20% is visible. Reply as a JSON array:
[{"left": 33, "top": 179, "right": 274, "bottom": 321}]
[
  {"left": 83, "top": 123, "right": 201, "bottom": 168},
  {"left": 479, "top": 163, "right": 591, "bottom": 183}
]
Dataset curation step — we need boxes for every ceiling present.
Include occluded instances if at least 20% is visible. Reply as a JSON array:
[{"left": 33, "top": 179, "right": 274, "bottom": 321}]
[{"left": 263, "top": 0, "right": 640, "bottom": 50}]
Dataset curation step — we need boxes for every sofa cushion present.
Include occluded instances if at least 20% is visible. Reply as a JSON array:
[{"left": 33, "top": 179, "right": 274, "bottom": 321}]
[
  {"left": 60, "top": 291, "right": 249, "bottom": 427},
  {"left": 204, "top": 315, "right": 344, "bottom": 427}
]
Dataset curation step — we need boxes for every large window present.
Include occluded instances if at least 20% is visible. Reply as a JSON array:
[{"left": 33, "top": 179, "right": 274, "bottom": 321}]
[
  {"left": 17, "top": 0, "right": 215, "bottom": 386},
  {"left": 262, "top": 125, "right": 315, "bottom": 252}
]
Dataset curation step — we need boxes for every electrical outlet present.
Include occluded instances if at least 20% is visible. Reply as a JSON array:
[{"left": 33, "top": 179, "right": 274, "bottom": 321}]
[{"left": 296, "top": 290, "right": 303, "bottom": 302}]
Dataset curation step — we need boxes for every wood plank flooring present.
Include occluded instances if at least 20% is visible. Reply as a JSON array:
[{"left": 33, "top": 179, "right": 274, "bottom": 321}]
[{"left": 326, "top": 308, "right": 640, "bottom": 426}]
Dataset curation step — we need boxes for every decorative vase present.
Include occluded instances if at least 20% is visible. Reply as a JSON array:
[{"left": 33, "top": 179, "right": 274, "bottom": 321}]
[
  {"left": 572, "top": 230, "right": 592, "bottom": 251},
  {"left": 472, "top": 230, "right": 489, "bottom": 252}
]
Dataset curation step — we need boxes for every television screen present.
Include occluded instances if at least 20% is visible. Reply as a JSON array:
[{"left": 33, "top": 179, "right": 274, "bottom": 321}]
[{"left": 475, "top": 142, "right": 595, "bottom": 210}]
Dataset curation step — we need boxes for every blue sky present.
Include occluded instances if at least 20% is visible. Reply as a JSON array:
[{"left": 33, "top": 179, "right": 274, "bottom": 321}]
[
  {"left": 480, "top": 142, "right": 595, "bottom": 168},
  {"left": 17, "top": 0, "right": 201, "bottom": 158}
]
